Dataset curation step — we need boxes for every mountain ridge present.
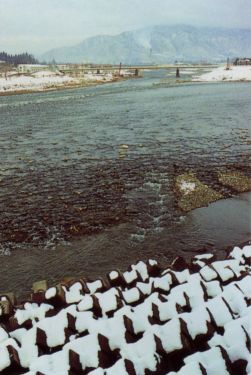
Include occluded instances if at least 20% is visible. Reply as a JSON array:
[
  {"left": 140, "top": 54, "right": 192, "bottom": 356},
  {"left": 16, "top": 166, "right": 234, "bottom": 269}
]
[{"left": 40, "top": 24, "right": 251, "bottom": 64}]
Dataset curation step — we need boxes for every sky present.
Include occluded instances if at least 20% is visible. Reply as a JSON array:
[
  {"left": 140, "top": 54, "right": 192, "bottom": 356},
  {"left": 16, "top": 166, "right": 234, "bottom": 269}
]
[{"left": 0, "top": 0, "right": 250, "bottom": 55}]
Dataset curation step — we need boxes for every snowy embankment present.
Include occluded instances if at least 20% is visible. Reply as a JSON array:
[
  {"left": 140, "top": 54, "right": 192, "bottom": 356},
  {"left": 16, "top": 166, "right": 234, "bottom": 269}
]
[
  {"left": 193, "top": 65, "right": 251, "bottom": 82},
  {"left": 0, "top": 71, "right": 79, "bottom": 93},
  {"left": 0, "top": 244, "right": 250, "bottom": 374}
]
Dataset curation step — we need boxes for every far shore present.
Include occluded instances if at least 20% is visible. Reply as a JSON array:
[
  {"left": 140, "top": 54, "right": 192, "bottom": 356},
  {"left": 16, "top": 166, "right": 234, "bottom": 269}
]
[
  {"left": 193, "top": 65, "right": 251, "bottom": 82},
  {"left": 1, "top": 64, "right": 250, "bottom": 97}
]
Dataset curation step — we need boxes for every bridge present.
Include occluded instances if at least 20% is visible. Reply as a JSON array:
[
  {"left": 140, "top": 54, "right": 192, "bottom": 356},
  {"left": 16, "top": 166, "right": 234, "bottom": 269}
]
[{"left": 57, "top": 64, "right": 217, "bottom": 75}]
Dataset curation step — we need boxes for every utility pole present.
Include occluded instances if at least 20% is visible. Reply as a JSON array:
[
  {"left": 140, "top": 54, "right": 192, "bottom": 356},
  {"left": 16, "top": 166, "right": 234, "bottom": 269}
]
[{"left": 226, "top": 57, "right": 230, "bottom": 70}]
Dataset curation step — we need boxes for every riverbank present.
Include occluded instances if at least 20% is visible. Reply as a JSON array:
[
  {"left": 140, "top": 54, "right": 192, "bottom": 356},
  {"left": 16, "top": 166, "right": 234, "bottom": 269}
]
[
  {"left": 193, "top": 65, "right": 251, "bottom": 82},
  {"left": 0, "top": 70, "right": 133, "bottom": 96}
]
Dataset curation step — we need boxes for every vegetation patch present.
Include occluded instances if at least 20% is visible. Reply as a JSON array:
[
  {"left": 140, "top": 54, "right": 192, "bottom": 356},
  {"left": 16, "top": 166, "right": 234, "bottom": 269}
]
[
  {"left": 175, "top": 172, "right": 223, "bottom": 212},
  {"left": 218, "top": 170, "right": 251, "bottom": 193}
]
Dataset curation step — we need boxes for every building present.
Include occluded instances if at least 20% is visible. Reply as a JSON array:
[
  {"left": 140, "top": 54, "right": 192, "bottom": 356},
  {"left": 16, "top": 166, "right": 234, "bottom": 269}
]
[
  {"left": 17, "top": 64, "right": 49, "bottom": 74},
  {"left": 233, "top": 58, "right": 251, "bottom": 66}
]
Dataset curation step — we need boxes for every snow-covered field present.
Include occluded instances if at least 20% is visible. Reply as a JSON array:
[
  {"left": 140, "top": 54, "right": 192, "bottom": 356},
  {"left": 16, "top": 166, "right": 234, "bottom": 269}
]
[
  {"left": 0, "top": 244, "right": 250, "bottom": 374},
  {"left": 193, "top": 65, "right": 251, "bottom": 82}
]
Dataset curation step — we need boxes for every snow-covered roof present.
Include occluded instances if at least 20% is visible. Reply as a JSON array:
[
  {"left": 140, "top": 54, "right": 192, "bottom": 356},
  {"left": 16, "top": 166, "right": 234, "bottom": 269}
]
[{"left": 0, "top": 243, "right": 250, "bottom": 374}]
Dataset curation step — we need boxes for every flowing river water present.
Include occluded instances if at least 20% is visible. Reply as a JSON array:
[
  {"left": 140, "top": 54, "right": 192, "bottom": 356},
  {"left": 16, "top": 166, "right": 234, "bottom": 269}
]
[{"left": 0, "top": 70, "right": 250, "bottom": 298}]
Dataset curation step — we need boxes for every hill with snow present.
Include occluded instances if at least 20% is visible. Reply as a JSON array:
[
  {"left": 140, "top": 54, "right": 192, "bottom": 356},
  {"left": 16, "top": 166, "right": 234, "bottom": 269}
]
[{"left": 40, "top": 25, "right": 251, "bottom": 64}]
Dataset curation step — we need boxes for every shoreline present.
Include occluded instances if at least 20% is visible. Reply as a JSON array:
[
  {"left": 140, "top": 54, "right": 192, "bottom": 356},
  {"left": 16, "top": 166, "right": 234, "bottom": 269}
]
[
  {"left": 1, "top": 237, "right": 250, "bottom": 304},
  {"left": 0, "top": 76, "right": 132, "bottom": 97}
]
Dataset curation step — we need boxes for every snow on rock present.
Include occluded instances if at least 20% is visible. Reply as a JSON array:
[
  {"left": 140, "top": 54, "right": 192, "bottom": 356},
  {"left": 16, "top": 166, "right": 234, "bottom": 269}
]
[
  {"left": 45, "top": 287, "right": 57, "bottom": 300},
  {"left": 179, "top": 181, "right": 196, "bottom": 194},
  {"left": 0, "top": 326, "right": 8, "bottom": 343},
  {"left": 15, "top": 302, "right": 53, "bottom": 325},
  {"left": 194, "top": 253, "right": 214, "bottom": 261},
  {"left": 0, "top": 244, "right": 250, "bottom": 374},
  {"left": 184, "top": 346, "right": 231, "bottom": 375}
]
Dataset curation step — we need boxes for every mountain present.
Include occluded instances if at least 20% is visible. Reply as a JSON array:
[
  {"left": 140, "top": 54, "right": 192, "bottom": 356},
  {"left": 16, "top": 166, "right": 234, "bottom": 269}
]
[{"left": 40, "top": 25, "right": 251, "bottom": 64}]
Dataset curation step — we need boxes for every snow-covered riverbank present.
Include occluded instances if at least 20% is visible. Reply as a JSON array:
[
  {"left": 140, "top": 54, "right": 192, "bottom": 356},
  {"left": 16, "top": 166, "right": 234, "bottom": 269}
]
[
  {"left": 193, "top": 65, "right": 251, "bottom": 82},
  {"left": 0, "top": 70, "right": 117, "bottom": 94},
  {"left": 0, "top": 71, "right": 79, "bottom": 93}
]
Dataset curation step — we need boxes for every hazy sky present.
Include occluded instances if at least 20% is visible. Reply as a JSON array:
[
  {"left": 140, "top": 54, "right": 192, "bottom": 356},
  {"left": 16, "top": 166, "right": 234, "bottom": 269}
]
[{"left": 0, "top": 0, "right": 250, "bottom": 55}]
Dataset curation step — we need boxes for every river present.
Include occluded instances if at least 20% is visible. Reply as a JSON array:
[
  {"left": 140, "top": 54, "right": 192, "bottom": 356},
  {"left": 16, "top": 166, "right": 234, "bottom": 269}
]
[{"left": 0, "top": 70, "right": 250, "bottom": 297}]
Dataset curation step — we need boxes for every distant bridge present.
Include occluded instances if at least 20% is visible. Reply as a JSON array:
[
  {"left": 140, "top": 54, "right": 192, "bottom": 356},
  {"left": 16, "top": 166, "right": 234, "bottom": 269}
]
[{"left": 58, "top": 64, "right": 217, "bottom": 75}]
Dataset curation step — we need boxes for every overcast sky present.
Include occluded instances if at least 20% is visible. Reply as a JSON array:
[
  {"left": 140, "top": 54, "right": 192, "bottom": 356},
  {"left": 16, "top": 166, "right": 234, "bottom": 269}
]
[{"left": 0, "top": 0, "right": 250, "bottom": 55}]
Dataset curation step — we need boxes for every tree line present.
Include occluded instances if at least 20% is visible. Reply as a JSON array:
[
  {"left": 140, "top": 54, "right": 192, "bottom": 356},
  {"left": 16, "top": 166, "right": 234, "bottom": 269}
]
[{"left": 0, "top": 51, "right": 38, "bottom": 65}]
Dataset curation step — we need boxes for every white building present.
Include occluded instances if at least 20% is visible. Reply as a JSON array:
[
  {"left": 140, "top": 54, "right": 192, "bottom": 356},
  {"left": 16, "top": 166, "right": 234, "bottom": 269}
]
[{"left": 17, "top": 64, "right": 49, "bottom": 74}]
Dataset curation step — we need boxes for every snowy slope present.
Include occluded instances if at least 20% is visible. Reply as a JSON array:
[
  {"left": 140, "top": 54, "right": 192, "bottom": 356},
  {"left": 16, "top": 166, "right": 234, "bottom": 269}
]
[{"left": 40, "top": 25, "right": 251, "bottom": 64}]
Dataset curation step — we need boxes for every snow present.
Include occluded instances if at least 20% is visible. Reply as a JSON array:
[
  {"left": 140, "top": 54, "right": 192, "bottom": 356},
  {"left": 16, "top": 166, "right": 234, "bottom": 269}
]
[
  {"left": 211, "top": 261, "right": 235, "bottom": 282},
  {"left": 194, "top": 253, "right": 214, "bottom": 260},
  {"left": 45, "top": 287, "right": 57, "bottom": 299},
  {"left": 66, "top": 334, "right": 100, "bottom": 369},
  {"left": 153, "top": 318, "right": 183, "bottom": 353},
  {"left": 109, "top": 271, "right": 119, "bottom": 280},
  {"left": 87, "top": 279, "right": 103, "bottom": 294},
  {"left": 77, "top": 295, "right": 93, "bottom": 311},
  {"left": 0, "top": 345, "right": 10, "bottom": 372},
  {"left": 149, "top": 259, "right": 158, "bottom": 266},
  {"left": 206, "top": 296, "right": 233, "bottom": 327},
  {"left": 123, "top": 269, "right": 139, "bottom": 284},
  {"left": 171, "top": 269, "right": 190, "bottom": 284},
  {"left": 0, "top": 244, "right": 250, "bottom": 374},
  {"left": 15, "top": 302, "right": 53, "bottom": 325},
  {"left": 105, "top": 359, "right": 128, "bottom": 375},
  {"left": 180, "top": 181, "right": 196, "bottom": 194},
  {"left": 132, "top": 261, "right": 149, "bottom": 281},
  {"left": 194, "top": 65, "right": 251, "bottom": 82},
  {"left": 209, "top": 316, "right": 250, "bottom": 364},
  {"left": 229, "top": 244, "right": 251, "bottom": 263},
  {"left": 83, "top": 72, "right": 113, "bottom": 82},
  {"left": 235, "top": 275, "right": 251, "bottom": 298},
  {"left": 181, "top": 306, "right": 210, "bottom": 339},
  {"left": 0, "top": 68, "right": 117, "bottom": 93},
  {"left": 0, "top": 327, "right": 8, "bottom": 343},
  {"left": 153, "top": 274, "right": 171, "bottom": 292},
  {"left": 168, "top": 361, "right": 205, "bottom": 375},
  {"left": 120, "top": 332, "right": 159, "bottom": 372},
  {"left": 64, "top": 282, "right": 83, "bottom": 304},
  {"left": 37, "top": 309, "right": 68, "bottom": 347},
  {"left": 96, "top": 288, "right": 121, "bottom": 315},
  {"left": 122, "top": 287, "right": 141, "bottom": 304},
  {"left": 0, "top": 72, "right": 78, "bottom": 92},
  {"left": 202, "top": 280, "right": 222, "bottom": 298},
  {"left": 158, "top": 300, "right": 178, "bottom": 321},
  {"left": 200, "top": 265, "right": 218, "bottom": 281},
  {"left": 136, "top": 281, "right": 153, "bottom": 295},
  {"left": 184, "top": 346, "right": 230, "bottom": 375}
]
